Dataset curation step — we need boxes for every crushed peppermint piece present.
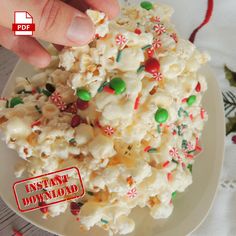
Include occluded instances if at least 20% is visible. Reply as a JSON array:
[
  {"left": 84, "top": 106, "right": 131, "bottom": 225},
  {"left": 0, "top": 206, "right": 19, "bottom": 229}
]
[
  {"left": 50, "top": 91, "right": 62, "bottom": 104},
  {"left": 163, "top": 161, "right": 170, "bottom": 168},
  {"left": 104, "top": 126, "right": 115, "bottom": 136},
  {"left": 169, "top": 147, "right": 179, "bottom": 158},
  {"left": 152, "top": 72, "right": 163, "bottom": 81},
  {"left": 134, "top": 96, "right": 140, "bottom": 110},
  {"left": 144, "top": 146, "right": 151, "bottom": 152},
  {"left": 127, "top": 188, "right": 137, "bottom": 199},
  {"left": 152, "top": 39, "right": 162, "bottom": 49},
  {"left": 167, "top": 172, "right": 173, "bottom": 181},
  {"left": 170, "top": 33, "right": 178, "bottom": 43},
  {"left": 115, "top": 34, "right": 127, "bottom": 48},
  {"left": 154, "top": 24, "right": 166, "bottom": 35}
]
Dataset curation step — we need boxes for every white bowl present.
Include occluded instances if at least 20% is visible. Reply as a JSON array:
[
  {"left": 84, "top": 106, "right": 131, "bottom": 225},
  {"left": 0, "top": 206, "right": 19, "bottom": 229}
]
[{"left": 0, "top": 60, "right": 224, "bottom": 236}]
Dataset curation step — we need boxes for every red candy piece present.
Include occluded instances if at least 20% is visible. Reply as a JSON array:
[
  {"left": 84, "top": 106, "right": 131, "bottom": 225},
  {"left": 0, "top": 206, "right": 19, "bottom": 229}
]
[
  {"left": 232, "top": 135, "right": 236, "bottom": 144},
  {"left": 70, "top": 202, "right": 81, "bottom": 216},
  {"left": 77, "top": 98, "right": 89, "bottom": 110},
  {"left": 38, "top": 201, "right": 48, "bottom": 214},
  {"left": 145, "top": 58, "right": 160, "bottom": 74},
  {"left": 195, "top": 82, "right": 201, "bottom": 92},
  {"left": 134, "top": 28, "right": 142, "bottom": 35},
  {"left": 71, "top": 115, "right": 81, "bottom": 128}
]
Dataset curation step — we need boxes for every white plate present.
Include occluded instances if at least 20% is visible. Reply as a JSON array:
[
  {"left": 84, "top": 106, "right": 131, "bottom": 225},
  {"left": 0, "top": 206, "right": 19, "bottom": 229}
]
[{"left": 0, "top": 59, "right": 225, "bottom": 236}]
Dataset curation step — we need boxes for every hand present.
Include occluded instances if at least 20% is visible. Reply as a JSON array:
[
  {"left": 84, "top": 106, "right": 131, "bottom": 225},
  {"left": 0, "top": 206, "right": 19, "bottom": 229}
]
[{"left": 0, "top": 0, "right": 120, "bottom": 68}]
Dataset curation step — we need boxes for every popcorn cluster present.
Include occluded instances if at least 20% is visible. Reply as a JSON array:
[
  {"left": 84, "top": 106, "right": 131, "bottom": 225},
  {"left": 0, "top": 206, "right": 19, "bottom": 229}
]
[{"left": 0, "top": 2, "right": 209, "bottom": 235}]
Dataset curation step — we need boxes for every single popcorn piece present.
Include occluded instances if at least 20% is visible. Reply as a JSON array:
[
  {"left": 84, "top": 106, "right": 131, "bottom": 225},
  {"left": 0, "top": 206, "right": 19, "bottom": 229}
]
[{"left": 0, "top": 2, "right": 209, "bottom": 235}]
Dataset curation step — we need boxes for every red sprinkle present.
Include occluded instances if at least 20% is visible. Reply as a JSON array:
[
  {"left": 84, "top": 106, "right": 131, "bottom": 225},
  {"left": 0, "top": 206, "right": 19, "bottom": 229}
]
[
  {"left": 189, "top": 114, "right": 194, "bottom": 121},
  {"left": 134, "top": 28, "right": 142, "bottom": 35},
  {"left": 145, "top": 58, "right": 160, "bottom": 74},
  {"left": 189, "top": 0, "right": 214, "bottom": 43},
  {"left": 13, "top": 228, "right": 23, "bottom": 236},
  {"left": 195, "top": 146, "right": 202, "bottom": 152},
  {"left": 167, "top": 172, "right": 173, "bottom": 181},
  {"left": 182, "top": 162, "right": 186, "bottom": 169},
  {"left": 77, "top": 98, "right": 89, "bottom": 110},
  {"left": 38, "top": 201, "right": 48, "bottom": 214},
  {"left": 31, "top": 120, "right": 41, "bottom": 128},
  {"left": 71, "top": 115, "right": 81, "bottom": 128},
  {"left": 172, "top": 130, "right": 177, "bottom": 136},
  {"left": 163, "top": 161, "right": 170, "bottom": 168},
  {"left": 182, "top": 98, "right": 187, "bottom": 103},
  {"left": 134, "top": 96, "right": 140, "bottom": 110},
  {"left": 70, "top": 202, "right": 81, "bottom": 216},
  {"left": 185, "top": 154, "right": 194, "bottom": 159},
  {"left": 103, "top": 86, "right": 115, "bottom": 94},
  {"left": 76, "top": 217, "right": 80, "bottom": 221},
  {"left": 32, "top": 88, "right": 37, "bottom": 94},
  {"left": 195, "top": 82, "right": 201, "bottom": 92},
  {"left": 147, "top": 48, "right": 154, "bottom": 58},
  {"left": 200, "top": 108, "right": 205, "bottom": 119},
  {"left": 144, "top": 146, "right": 151, "bottom": 152},
  {"left": 231, "top": 135, "right": 236, "bottom": 144}
]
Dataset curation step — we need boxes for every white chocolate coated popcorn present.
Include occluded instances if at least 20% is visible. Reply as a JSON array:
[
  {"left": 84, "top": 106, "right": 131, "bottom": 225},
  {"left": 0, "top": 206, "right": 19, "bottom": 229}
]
[{"left": 0, "top": 2, "right": 209, "bottom": 235}]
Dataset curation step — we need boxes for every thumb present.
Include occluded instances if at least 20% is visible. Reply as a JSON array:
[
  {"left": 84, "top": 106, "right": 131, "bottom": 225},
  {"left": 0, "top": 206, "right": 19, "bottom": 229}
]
[{"left": 0, "top": 0, "right": 95, "bottom": 46}]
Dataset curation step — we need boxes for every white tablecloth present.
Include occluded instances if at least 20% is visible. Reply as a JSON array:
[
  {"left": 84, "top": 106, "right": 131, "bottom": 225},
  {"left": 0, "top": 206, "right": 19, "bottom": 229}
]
[{"left": 0, "top": 0, "right": 236, "bottom": 235}]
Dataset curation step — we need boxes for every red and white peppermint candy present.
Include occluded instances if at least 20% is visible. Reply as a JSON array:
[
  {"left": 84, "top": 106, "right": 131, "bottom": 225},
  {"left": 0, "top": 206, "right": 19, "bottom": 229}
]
[
  {"left": 154, "top": 24, "right": 166, "bottom": 36},
  {"left": 153, "top": 72, "right": 163, "bottom": 81},
  {"left": 127, "top": 187, "right": 137, "bottom": 199},
  {"left": 151, "top": 16, "right": 161, "bottom": 23},
  {"left": 187, "top": 142, "right": 194, "bottom": 151},
  {"left": 169, "top": 147, "right": 179, "bottom": 158},
  {"left": 152, "top": 39, "right": 162, "bottom": 49},
  {"left": 50, "top": 91, "right": 62, "bottom": 104},
  {"left": 170, "top": 33, "right": 178, "bottom": 43},
  {"left": 115, "top": 34, "right": 127, "bottom": 48},
  {"left": 104, "top": 126, "right": 115, "bottom": 136},
  {"left": 56, "top": 100, "right": 67, "bottom": 111}
]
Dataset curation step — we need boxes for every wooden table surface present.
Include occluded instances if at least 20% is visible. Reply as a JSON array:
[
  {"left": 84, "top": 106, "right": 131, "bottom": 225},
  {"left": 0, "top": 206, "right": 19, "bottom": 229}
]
[{"left": 0, "top": 46, "right": 55, "bottom": 236}]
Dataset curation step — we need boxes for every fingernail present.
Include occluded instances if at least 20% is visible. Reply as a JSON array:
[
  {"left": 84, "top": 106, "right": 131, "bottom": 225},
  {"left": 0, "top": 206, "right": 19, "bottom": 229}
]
[{"left": 67, "top": 16, "right": 94, "bottom": 45}]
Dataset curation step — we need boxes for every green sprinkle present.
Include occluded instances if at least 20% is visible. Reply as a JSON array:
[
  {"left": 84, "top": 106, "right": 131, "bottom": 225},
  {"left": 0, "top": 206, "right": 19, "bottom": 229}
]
[
  {"left": 155, "top": 108, "right": 168, "bottom": 123},
  {"left": 5, "top": 100, "right": 9, "bottom": 108},
  {"left": 42, "top": 89, "right": 52, "bottom": 97},
  {"left": 187, "top": 164, "right": 193, "bottom": 173},
  {"left": 110, "top": 77, "right": 126, "bottom": 95},
  {"left": 17, "top": 89, "right": 32, "bottom": 94},
  {"left": 35, "top": 105, "right": 42, "bottom": 114},
  {"left": 36, "top": 87, "right": 42, "bottom": 93},
  {"left": 157, "top": 124, "right": 161, "bottom": 133},
  {"left": 142, "top": 44, "right": 152, "bottom": 50},
  {"left": 172, "top": 191, "right": 177, "bottom": 199},
  {"left": 97, "top": 81, "right": 109, "bottom": 93},
  {"left": 25, "top": 77, "right": 31, "bottom": 85},
  {"left": 116, "top": 50, "right": 122, "bottom": 62},
  {"left": 101, "top": 218, "right": 109, "bottom": 224},
  {"left": 76, "top": 89, "right": 92, "bottom": 101},
  {"left": 137, "top": 65, "right": 145, "bottom": 74},
  {"left": 86, "top": 191, "right": 94, "bottom": 196},
  {"left": 183, "top": 110, "right": 189, "bottom": 117},
  {"left": 181, "top": 140, "right": 188, "bottom": 149},
  {"left": 172, "top": 159, "right": 179, "bottom": 164},
  {"left": 69, "top": 138, "right": 76, "bottom": 143},
  {"left": 187, "top": 95, "right": 196, "bottom": 106},
  {"left": 10, "top": 97, "right": 23, "bottom": 108},
  {"left": 140, "top": 1, "right": 154, "bottom": 10},
  {"left": 178, "top": 107, "right": 189, "bottom": 118},
  {"left": 187, "top": 150, "right": 195, "bottom": 154},
  {"left": 147, "top": 148, "right": 157, "bottom": 153}
]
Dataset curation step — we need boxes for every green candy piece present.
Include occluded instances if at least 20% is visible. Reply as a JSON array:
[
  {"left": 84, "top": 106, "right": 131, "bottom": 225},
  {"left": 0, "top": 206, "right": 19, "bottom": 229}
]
[
  {"left": 10, "top": 97, "right": 23, "bottom": 108},
  {"left": 172, "top": 191, "right": 177, "bottom": 199},
  {"left": 76, "top": 89, "right": 91, "bottom": 101},
  {"left": 140, "top": 1, "right": 153, "bottom": 10},
  {"left": 155, "top": 108, "right": 168, "bottom": 123},
  {"left": 187, "top": 95, "right": 196, "bottom": 106},
  {"left": 187, "top": 164, "right": 193, "bottom": 173},
  {"left": 109, "top": 77, "right": 126, "bottom": 95}
]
